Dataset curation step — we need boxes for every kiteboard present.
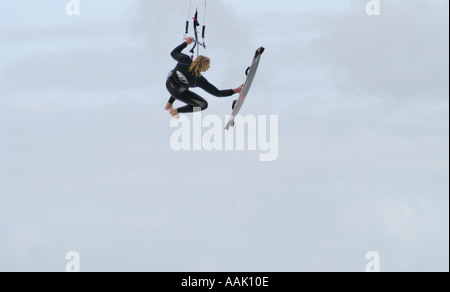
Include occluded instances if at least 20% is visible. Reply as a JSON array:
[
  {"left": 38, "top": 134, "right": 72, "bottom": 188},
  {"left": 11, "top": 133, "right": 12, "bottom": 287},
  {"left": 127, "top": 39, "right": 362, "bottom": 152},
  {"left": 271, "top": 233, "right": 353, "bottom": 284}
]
[{"left": 225, "top": 47, "right": 265, "bottom": 130}]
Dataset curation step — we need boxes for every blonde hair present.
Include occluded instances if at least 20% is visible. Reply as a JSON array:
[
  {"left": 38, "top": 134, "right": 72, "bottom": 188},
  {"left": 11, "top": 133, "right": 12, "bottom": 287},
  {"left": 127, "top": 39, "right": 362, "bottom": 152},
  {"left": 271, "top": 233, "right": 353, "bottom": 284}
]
[{"left": 189, "top": 56, "right": 210, "bottom": 77}]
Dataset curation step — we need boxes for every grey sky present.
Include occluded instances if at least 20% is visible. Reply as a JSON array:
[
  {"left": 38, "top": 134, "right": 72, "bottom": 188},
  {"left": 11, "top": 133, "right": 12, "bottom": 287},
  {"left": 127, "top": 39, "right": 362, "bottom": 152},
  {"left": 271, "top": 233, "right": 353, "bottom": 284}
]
[{"left": 0, "top": 0, "right": 448, "bottom": 272}]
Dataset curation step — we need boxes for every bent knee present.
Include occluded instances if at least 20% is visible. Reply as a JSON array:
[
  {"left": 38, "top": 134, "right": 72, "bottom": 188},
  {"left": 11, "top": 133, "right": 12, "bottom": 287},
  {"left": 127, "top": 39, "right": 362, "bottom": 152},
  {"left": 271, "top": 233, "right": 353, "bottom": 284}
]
[{"left": 195, "top": 101, "right": 208, "bottom": 111}]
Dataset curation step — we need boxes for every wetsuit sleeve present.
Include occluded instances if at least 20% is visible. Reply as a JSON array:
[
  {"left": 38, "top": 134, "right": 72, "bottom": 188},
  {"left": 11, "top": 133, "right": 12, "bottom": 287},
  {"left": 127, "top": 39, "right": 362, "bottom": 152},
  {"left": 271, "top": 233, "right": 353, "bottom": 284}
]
[
  {"left": 198, "top": 77, "right": 235, "bottom": 97},
  {"left": 171, "top": 42, "right": 191, "bottom": 63}
]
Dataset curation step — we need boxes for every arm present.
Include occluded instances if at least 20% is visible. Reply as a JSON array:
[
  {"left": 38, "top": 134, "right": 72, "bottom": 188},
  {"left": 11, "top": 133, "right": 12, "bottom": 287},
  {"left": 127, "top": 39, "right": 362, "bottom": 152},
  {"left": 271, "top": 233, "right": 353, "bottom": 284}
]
[
  {"left": 170, "top": 42, "right": 190, "bottom": 62},
  {"left": 170, "top": 37, "right": 195, "bottom": 62},
  {"left": 198, "top": 77, "right": 235, "bottom": 97}
]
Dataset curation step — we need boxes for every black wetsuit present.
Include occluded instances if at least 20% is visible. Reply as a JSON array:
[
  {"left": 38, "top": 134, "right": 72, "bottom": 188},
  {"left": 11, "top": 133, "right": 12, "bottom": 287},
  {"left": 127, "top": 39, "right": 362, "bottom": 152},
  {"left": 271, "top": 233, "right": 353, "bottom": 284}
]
[{"left": 166, "top": 42, "right": 235, "bottom": 113}]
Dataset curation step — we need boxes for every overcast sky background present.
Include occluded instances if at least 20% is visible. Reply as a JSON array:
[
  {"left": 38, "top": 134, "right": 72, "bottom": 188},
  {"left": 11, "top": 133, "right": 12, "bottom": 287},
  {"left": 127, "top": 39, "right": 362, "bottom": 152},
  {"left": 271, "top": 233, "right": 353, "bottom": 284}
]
[{"left": 0, "top": 0, "right": 448, "bottom": 272}]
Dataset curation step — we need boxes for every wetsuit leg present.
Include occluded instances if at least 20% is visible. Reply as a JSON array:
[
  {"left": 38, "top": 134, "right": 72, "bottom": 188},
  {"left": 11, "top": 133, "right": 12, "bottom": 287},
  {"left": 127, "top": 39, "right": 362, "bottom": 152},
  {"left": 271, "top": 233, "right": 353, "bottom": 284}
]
[
  {"left": 166, "top": 79, "right": 208, "bottom": 113},
  {"left": 168, "top": 96, "right": 176, "bottom": 104},
  {"left": 174, "top": 90, "right": 208, "bottom": 113}
]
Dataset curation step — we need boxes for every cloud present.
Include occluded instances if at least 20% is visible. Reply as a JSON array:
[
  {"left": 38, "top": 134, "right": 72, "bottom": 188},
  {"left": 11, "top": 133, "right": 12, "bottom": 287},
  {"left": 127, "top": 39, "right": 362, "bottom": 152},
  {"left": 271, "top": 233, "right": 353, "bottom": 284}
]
[
  {"left": 240, "top": 0, "right": 449, "bottom": 107},
  {"left": 311, "top": 0, "right": 449, "bottom": 100}
]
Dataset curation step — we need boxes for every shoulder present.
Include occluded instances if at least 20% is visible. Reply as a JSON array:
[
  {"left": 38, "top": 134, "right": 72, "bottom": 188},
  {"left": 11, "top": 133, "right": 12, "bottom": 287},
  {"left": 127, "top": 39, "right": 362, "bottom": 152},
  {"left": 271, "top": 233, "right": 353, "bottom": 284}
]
[
  {"left": 179, "top": 55, "right": 193, "bottom": 65},
  {"left": 197, "top": 75, "right": 208, "bottom": 84}
]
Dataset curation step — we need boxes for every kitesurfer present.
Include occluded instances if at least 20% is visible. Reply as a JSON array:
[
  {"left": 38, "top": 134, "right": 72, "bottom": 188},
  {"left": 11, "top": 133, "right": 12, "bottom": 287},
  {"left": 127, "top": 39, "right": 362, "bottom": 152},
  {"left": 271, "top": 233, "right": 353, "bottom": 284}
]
[{"left": 165, "top": 37, "right": 243, "bottom": 119}]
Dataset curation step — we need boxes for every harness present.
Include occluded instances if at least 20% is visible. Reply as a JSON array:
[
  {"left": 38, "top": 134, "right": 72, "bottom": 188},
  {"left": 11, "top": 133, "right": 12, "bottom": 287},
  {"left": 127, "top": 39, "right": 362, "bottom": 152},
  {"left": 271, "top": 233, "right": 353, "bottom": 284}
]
[{"left": 167, "top": 70, "right": 190, "bottom": 93}]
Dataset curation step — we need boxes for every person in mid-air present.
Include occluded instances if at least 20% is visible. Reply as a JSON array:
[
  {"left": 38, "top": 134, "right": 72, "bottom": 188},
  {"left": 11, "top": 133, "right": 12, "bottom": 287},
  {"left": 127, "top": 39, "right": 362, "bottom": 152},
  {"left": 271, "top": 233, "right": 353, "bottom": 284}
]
[{"left": 165, "top": 37, "right": 243, "bottom": 119}]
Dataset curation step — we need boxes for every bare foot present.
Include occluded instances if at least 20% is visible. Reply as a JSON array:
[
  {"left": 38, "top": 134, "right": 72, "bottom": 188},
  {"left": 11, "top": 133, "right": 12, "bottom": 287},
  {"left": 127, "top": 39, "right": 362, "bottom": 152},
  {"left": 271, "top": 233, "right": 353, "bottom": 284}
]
[
  {"left": 169, "top": 108, "right": 180, "bottom": 119},
  {"left": 165, "top": 102, "right": 173, "bottom": 111}
]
